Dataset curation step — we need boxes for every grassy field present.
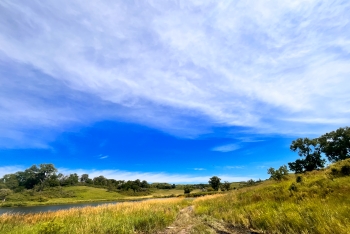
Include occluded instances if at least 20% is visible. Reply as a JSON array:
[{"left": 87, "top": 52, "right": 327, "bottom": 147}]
[
  {"left": 0, "top": 198, "right": 191, "bottom": 234},
  {"left": 194, "top": 159, "right": 350, "bottom": 234},
  {"left": 1, "top": 159, "right": 350, "bottom": 233},
  {"left": 0, "top": 186, "right": 193, "bottom": 207}
]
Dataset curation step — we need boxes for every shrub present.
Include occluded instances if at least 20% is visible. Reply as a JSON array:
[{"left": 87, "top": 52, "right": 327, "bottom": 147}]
[
  {"left": 341, "top": 165, "right": 350, "bottom": 176},
  {"left": 296, "top": 175, "right": 303, "bottom": 183},
  {"left": 184, "top": 185, "right": 192, "bottom": 194},
  {"left": 268, "top": 165, "right": 289, "bottom": 181}
]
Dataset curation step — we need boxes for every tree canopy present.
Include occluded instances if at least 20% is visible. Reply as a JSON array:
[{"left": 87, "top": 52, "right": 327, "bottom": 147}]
[
  {"left": 208, "top": 176, "right": 221, "bottom": 191},
  {"left": 288, "top": 138, "right": 325, "bottom": 173},
  {"left": 318, "top": 127, "right": 350, "bottom": 162},
  {"left": 288, "top": 127, "right": 350, "bottom": 173}
]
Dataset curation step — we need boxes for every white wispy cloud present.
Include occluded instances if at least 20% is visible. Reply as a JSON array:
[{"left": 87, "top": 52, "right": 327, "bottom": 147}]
[
  {"left": 212, "top": 144, "right": 240, "bottom": 153},
  {"left": 193, "top": 168, "right": 206, "bottom": 171},
  {"left": 0, "top": 166, "right": 24, "bottom": 177},
  {"left": 99, "top": 155, "right": 109, "bottom": 159},
  {"left": 225, "top": 166, "right": 245, "bottom": 169},
  {"left": 1, "top": 1, "right": 350, "bottom": 147}
]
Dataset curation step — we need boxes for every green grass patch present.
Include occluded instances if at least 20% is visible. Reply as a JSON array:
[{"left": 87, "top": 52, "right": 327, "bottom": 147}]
[{"left": 194, "top": 159, "right": 350, "bottom": 234}]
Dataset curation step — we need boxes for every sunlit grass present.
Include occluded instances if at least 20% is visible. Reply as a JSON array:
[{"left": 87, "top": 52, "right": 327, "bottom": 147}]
[
  {"left": 0, "top": 198, "right": 191, "bottom": 234},
  {"left": 194, "top": 159, "right": 350, "bottom": 234},
  {"left": 3, "top": 186, "right": 162, "bottom": 207}
]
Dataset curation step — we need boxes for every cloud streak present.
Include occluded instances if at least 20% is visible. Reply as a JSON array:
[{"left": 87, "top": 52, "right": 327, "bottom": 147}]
[
  {"left": 212, "top": 144, "right": 240, "bottom": 153},
  {"left": 0, "top": 0, "right": 350, "bottom": 148}
]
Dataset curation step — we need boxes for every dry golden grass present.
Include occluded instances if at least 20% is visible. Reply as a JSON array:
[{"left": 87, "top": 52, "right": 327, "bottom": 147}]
[
  {"left": 0, "top": 198, "right": 191, "bottom": 234},
  {"left": 194, "top": 159, "right": 350, "bottom": 234}
]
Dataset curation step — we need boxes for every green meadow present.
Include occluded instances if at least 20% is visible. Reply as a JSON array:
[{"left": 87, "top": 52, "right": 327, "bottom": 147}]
[
  {"left": 1, "top": 159, "right": 350, "bottom": 233},
  {"left": 0, "top": 186, "right": 189, "bottom": 207}
]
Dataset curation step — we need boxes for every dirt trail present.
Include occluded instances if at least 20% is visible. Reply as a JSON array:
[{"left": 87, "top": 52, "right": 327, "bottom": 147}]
[{"left": 157, "top": 206, "right": 257, "bottom": 234}]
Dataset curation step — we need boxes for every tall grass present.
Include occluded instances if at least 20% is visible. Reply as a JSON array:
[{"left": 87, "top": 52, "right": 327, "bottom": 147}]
[
  {"left": 0, "top": 198, "right": 190, "bottom": 234},
  {"left": 194, "top": 159, "right": 350, "bottom": 234}
]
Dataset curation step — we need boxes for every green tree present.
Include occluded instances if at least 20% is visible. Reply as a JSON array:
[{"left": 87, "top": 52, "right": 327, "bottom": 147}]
[
  {"left": 1, "top": 174, "right": 19, "bottom": 190},
  {"left": 318, "top": 127, "right": 350, "bottom": 162},
  {"left": 37, "top": 164, "right": 57, "bottom": 191},
  {"left": 208, "top": 176, "right": 221, "bottom": 191},
  {"left": 220, "top": 181, "right": 231, "bottom": 191},
  {"left": 288, "top": 138, "right": 325, "bottom": 173},
  {"left": 141, "top": 180, "right": 149, "bottom": 188},
  {"left": 267, "top": 165, "right": 289, "bottom": 181},
  {"left": 93, "top": 175, "right": 108, "bottom": 186},
  {"left": 183, "top": 185, "right": 192, "bottom": 194},
  {"left": 0, "top": 189, "right": 12, "bottom": 202},
  {"left": 80, "top": 174, "right": 90, "bottom": 183}
]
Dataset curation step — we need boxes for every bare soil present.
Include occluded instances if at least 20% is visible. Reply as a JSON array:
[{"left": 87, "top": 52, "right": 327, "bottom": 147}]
[{"left": 157, "top": 206, "right": 259, "bottom": 234}]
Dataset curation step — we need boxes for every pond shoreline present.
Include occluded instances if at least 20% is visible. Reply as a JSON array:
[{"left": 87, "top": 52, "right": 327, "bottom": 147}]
[
  {"left": 0, "top": 196, "right": 184, "bottom": 215},
  {"left": 0, "top": 196, "right": 163, "bottom": 208}
]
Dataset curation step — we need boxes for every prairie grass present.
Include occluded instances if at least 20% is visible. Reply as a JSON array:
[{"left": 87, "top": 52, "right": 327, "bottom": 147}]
[
  {"left": 2, "top": 186, "right": 158, "bottom": 207},
  {"left": 0, "top": 198, "right": 191, "bottom": 234},
  {"left": 194, "top": 159, "right": 350, "bottom": 234}
]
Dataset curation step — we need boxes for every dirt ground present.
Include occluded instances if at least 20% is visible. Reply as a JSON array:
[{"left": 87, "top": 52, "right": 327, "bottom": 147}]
[{"left": 157, "top": 206, "right": 260, "bottom": 234}]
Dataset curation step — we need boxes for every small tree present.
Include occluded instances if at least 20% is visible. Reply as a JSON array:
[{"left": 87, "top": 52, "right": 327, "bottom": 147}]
[
  {"left": 208, "top": 176, "right": 221, "bottom": 191},
  {"left": 247, "top": 179, "right": 255, "bottom": 186},
  {"left": 267, "top": 165, "right": 289, "bottom": 181},
  {"left": 184, "top": 185, "right": 192, "bottom": 194},
  {"left": 0, "top": 189, "right": 12, "bottom": 202},
  {"left": 220, "top": 181, "right": 231, "bottom": 191}
]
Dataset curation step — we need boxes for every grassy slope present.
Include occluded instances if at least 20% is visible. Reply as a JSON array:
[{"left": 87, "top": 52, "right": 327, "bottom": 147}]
[
  {"left": 2, "top": 160, "right": 350, "bottom": 233},
  {"left": 194, "top": 159, "right": 350, "bottom": 234},
  {"left": 2, "top": 187, "right": 187, "bottom": 207}
]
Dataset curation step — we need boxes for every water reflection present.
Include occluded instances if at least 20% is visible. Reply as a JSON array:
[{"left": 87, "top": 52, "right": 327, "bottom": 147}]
[{"left": 0, "top": 201, "right": 122, "bottom": 215}]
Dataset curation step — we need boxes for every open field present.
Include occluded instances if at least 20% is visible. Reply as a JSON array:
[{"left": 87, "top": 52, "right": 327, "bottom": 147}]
[
  {"left": 0, "top": 198, "right": 191, "bottom": 234},
  {"left": 0, "top": 187, "right": 192, "bottom": 207},
  {"left": 1, "top": 159, "right": 350, "bottom": 233}
]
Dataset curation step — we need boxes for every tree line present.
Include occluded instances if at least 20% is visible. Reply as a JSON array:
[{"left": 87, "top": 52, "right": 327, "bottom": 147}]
[
  {"left": 0, "top": 164, "right": 151, "bottom": 194},
  {"left": 268, "top": 126, "right": 350, "bottom": 180}
]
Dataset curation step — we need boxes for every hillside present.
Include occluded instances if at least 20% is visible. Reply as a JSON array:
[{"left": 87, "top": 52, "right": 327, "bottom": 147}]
[
  {"left": 1, "top": 159, "right": 350, "bottom": 233},
  {"left": 194, "top": 158, "right": 350, "bottom": 233}
]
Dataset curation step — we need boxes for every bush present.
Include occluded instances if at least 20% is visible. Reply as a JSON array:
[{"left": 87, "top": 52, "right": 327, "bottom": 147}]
[
  {"left": 207, "top": 187, "right": 214, "bottom": 192},
  {"left": 268, "top": 165, "right": 289, "bottom": 181},
  {"left": 184, "top": 185, "right": 193, "bottom": 194},
  {"left": 341, "top": 165, "right": 350, "bottom": 176},
  {"left": 296, "top": 175, "right": 303, "bottom": 183}
]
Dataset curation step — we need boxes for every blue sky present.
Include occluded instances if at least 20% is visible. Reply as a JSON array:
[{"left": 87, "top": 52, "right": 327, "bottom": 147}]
[{"left": 0, "top": 0, "right": 349, "bottom": 183}]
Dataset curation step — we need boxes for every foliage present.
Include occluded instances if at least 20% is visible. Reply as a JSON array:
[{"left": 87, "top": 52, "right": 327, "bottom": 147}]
[
  {"left": 296, "top": 175, "right": 303, "bottom": 183},
  {"left": 328, "top": 158, "right": 350, "bottom": 178},
  {"left": 220, "top": 181, "right": 231, "bottom": 191},
  {"left": 318, "top": 127, "right": 350, "bottom": 162},
  {"left": 0, "top": 189, "right": 13, "bottom": 201},
  {"left": 183, "top": 185, "right": 193, "bottom": 194},
  {"left": 208, "top": 176, "right": 221, "bottom": 191},
  {"left": 150, "top": 183, "right": 173, "bottom": 189},
  {"left": 288, "top": 138, "right": 325, "bottom": 173},
  {"left": 267, "top": 165, "right": 289, "bottom": 181}
]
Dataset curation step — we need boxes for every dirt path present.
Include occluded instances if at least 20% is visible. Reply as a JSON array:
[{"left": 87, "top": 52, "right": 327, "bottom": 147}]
[{"left": 157, "top": 206, "right": 257, "bottom": 234}]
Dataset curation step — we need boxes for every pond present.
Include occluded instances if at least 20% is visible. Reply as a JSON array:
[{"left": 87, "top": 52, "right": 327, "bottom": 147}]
[{"left": 0, "top": 200, "right": 127, "bottom": 215}]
